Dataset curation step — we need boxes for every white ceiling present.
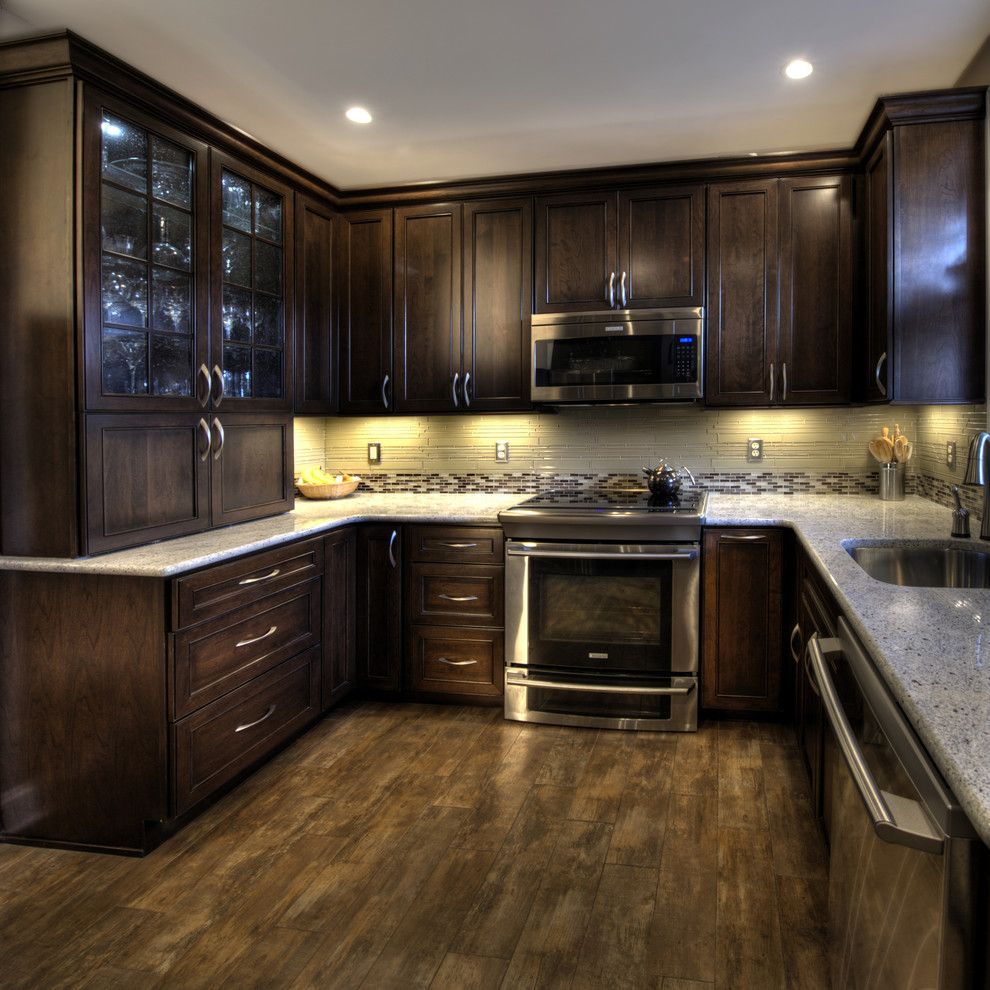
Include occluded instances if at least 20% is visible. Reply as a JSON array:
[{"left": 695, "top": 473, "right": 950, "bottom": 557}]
[{"left": 3, "top": 0, "right": 989, "bottom": 189}]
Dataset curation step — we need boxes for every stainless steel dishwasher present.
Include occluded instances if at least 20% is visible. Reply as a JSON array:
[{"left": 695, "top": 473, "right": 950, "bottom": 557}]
[{"left": 807, "top": 618, "right": 987, "bottom": 990}]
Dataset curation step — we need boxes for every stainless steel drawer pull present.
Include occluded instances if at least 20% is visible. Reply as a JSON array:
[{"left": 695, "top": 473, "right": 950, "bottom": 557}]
[
  {"left": 388, "top": 529, "right": 399, "bottom": 568},
  {"left": 807, "top": 634, "right": 943, "bottom": 854},
  {"left": 235, "top": 625, "right": 278, "bottom": 649},
  {"left": 441, "top": 542, "right": 478, "bottom": 549},
  {"left": 235, "top": 704, "right": 276, "bottom": 733},
  {"left": 437, "top": 593, "right": 479, "bottom": 603},
  {"left": 197, "top": 418, "right": 211, "bottom": 462},
  {"left": 197, "top": 364, "right": 211, "bottom": 407},
  {"left": 789, "top": 622, "right": 802, "bottom": 664},
  {"left": 436, "top": 657, "right": 478, "bottom": 666},
  {"left": 719, "top": 534, "right": 766, "bottom": 542},
  {"left": 508, "top": 675, "right": 695, "bottom": 696},
  {"left": 238, "top": 568, "right": 281, "bottom": 586},
  {"left": 212, "top": 364, "right": 225, "bottom": 406},
  {"left": 875, "top": 351, "right": 888, "bottom": 397}
]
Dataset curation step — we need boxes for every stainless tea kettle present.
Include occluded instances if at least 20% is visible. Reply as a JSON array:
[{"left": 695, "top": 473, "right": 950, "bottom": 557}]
[{"left": 642, "top": 460, "right": 696, "bottom": 498}]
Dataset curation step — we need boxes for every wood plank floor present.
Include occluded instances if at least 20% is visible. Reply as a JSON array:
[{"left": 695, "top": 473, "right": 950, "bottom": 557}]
[{"left": 0, "top": 702, "right": 829, "bottom": 989}]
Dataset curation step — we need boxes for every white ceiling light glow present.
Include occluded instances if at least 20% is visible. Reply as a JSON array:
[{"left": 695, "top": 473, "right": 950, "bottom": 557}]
[
  {"left": 345, "top": 106, "right": 373, "bottom": 124},
  {"left": 784, "top": 58, "right": 814, "bottom": 80}
]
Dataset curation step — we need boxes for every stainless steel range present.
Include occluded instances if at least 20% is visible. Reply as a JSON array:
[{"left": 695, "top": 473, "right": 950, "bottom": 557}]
[{"left": 499, "top": 488, "right": 706, "bottom": 731}]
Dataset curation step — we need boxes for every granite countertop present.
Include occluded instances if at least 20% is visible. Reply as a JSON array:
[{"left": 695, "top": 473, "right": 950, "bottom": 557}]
[
  {"left": 4, "top": 488, "right": 990, "bottom": 844},
  {"left": 706, "top": 493, "right": 990, "bottom": 845}
]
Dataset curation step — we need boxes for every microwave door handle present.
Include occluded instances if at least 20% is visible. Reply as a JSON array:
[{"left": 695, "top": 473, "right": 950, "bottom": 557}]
[{"left": 807, "top": 634, "right": 944, "bottom": 855}]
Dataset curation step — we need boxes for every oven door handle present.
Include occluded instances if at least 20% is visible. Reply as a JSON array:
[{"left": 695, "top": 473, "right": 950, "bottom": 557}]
[
  {"left": 506, "top": 673, "right": 696, "bottom": 696},
  {"left": 506, "top": 543, "right": 699, "bottom": 562}
]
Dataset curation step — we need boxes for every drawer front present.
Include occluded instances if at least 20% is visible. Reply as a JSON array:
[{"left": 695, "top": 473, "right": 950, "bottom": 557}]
[
  {"left": 408, "top": 526, "right": 504, "bottom": 565},
  {"left": 171, "top": 537, "right": 325, "bottom": 630},
  {"left": 172, "top": 579, "right": 321, "bottom": 718},
  {"left": 408, "top": 563, "right": 503, "bottom": 626},
  {"left": 172, "top": 647, "right": 320, "bottom": 815},
  {"left": 407, "top": 624, "right": 503, "bottom": 698}
]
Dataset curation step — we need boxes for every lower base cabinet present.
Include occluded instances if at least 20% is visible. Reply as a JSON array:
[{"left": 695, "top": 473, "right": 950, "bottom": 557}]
[
  {"left": 406, "top": 624, "right": 503, "bottom": 698},
  {"left": 356, "top": 525, "right": 403, "bottom": 693},
  {"left": 323, "top": 527, "right": 357, "bottom": 710},
  {"left": 702, "top": 528, "right": 786, "bottom": 713}
]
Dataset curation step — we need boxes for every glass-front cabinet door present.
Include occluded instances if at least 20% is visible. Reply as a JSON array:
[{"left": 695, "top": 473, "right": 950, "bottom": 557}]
[
  {"left": 211, "top": 152, "right": 293, "bottom": 410},
  {"left": 84, "top": 91, "right": 210, "bottom": 411}
]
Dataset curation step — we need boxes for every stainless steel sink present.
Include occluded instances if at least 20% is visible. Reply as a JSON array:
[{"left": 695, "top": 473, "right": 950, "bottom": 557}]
[{"left": 847, "top": 544, "right": 990, "bottom": 588}]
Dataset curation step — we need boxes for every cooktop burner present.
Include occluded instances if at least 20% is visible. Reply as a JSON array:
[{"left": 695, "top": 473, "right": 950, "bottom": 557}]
[
  {"left": 515, "top": 487, "right": 706, "bottom": 513},
  {"left": 499, "top": 487, "right": 707, "bottom": 542}
]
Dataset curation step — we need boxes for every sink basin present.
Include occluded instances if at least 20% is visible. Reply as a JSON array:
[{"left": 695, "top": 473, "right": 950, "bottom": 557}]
[{"left": 847, "top": 544, "right": 990, "bottom": 588}]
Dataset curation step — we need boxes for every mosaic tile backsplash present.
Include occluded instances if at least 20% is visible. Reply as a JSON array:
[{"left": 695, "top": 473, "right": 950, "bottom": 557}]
[{"left": 295, "top": 403, "right": 988, "bottom": 513}]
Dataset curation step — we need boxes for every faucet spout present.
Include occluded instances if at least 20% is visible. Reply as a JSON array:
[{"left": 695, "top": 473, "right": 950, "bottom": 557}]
[{"left": 964, "top": 432, "right": 990, "bottom": 541}]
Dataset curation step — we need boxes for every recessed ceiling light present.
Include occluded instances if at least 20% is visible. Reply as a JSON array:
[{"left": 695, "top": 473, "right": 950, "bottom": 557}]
[
  {"left": 784, "top": 58, "right": 814, "bottom": 80},
  {"left": 345, "top": 106, "right": 373, "bottom": 124}
]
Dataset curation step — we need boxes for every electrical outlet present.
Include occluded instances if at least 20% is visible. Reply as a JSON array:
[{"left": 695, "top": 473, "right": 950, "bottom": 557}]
[
  {"left": 747, "top": 438, "right": 763, "bottom": 463},
  {"left": 495, "top": 441, "right": 510, "bottom": 463},
  {"left": 367, "top": 442, "right": 381, "bottom": 464},
  {"left": 947, "top": 441, "right": 957, "bottom": 469}
]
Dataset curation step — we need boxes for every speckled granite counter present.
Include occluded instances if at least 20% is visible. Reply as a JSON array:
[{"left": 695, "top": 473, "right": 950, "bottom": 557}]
[
  {"left": 0, "top": 493, "right": 522, "bottom": 578},
  {"left": 4, "top": 489, "right": 990, "bottom": 844},
  {"left": 706, "top": 493, "right": 990, "bottom": 845}
]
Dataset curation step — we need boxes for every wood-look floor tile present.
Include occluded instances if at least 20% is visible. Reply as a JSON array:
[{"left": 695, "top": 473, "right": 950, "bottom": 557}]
[
  {"left": 647, "top": 867, "right": 717, "bottom": 984},
  {"left": 79, "top": 964, "right": 165, "bottom": 989},
  {"left": 533, "top": 727, "right": 600, "bottom": 787},
  {"left": 768, "top": 794, "right": 828, "bottom": 879},
  {"left": 672, "top": 725, "right": 717, "bottom": 795},
  {"left": 429, "top": 952, "right": 509, "bottom": 989},
  {"left": 661, "top": 980, "right": 714, "bottom": 990},
  {"left": 774, "top": 875, "right": 828, "bottom": 934},
  {"left": 214, "top": 927, "right": 324, "bottom": 990}
]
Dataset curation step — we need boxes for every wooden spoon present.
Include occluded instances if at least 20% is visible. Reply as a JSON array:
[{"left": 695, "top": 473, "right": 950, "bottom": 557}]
[
  {"left": 894, "top": 436, "right": 909, "bottom": 462},
  {"left": 869, "top": 438, "right": 892, "bottom": 463}
]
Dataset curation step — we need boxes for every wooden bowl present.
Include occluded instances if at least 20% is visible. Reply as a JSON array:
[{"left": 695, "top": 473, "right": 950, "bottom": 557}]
[{"left": 296, "top": 479, "right": 360, "bottom": 500}]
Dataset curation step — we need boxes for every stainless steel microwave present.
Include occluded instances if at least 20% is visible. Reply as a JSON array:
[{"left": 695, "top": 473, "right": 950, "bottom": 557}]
[{"left": 530, "top": 308, "right": 704, "bottom": 404}]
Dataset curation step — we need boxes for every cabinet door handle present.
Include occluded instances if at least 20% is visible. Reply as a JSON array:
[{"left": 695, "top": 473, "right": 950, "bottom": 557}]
[
  {"left": 781, "top": 361, "right": 788, "bottom": 403},
  {"left": 441, "top": 542, "right": 478, "bottom": 549},
  {"left": 212, "top": 417, "right": 224, "bottom": 459},
  {"left": 235, "top": 703, "right": 276, "bottom": 733},
  {"left": 769, "top": 361, "right": 775, "bottom": 403},
  {"left": 197, "top": 418, "right": 211, "bottom": 462},
  {"left": 719, "top": 534, "right": 766, "bottom": 542},
  {"left": 197, "top": 364, "right": 211, "bottom": 407},
  {"left": 875, "top": 351, "right": 888, "bottom": 397},
  {"left": 388, "top": 529, "right": 398, "bottom": 569},
  {"left": 607, "top": 271, "right": 616, "bottom": 308},
  {"left": 452, "top": 371, "right": 460, "bottom": 409},
  {"left": 235, "top": 625, "right": 278, "bottom": 649},
  {"left": 619, "top": 270, "right": 627, "bottom": 308},
  {"left": 238, "top": 568, "right": 281, "bottom": 586},
  {"left": 790, "top": 622, "right": 803, "bottom": 664},
  {"left": 437, "top": 593, "right": 479, "bottom": 603},
  {"left": 212, "top": 365, "right": 225, "bottom": 406},
  {"left": 381, "top": 373, "right": 391, "bottom": 410},
  {"left": 462, "top": 371, "right": 471, "bottom": 408},
  {"left": 436, "top": 657, "right": 478, "bottom": 666}
]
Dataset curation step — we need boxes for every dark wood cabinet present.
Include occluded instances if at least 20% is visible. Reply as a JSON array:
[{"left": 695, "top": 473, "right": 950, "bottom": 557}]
[
  {"left": 462, "top": 198, "right": 533, "bottom": 411},
  {"left": 778, "top": 175, "right": 853, "bottom": 404},
  {"left": 617, "top": 185, "right": 705, "bottom": 309},
  {"left": 536, "top": 186, "right": 704, "bottom": 314},
  {"left": 337, "top": 209, "right": 394, "bottom": 413},
  {"left": 294, "top": 193, "right": 337, "bottom": 414},
  {"left": 860, "top": 115, "right": 986, "bottom": 403},
  {"left": 356, "top": 525, "right": 403, "bottom": 692},
  {"left": 394, "top": 202, "right": 462, "bottom": 412},
  {"left": 702, "top": 528, "right": 785, "bottom": 712},
  {"left": 323, "top": 527, "right": 357, "bottom": 710},
  {"left": 707, "top": 176, "right": 852, "bottom": 407}
]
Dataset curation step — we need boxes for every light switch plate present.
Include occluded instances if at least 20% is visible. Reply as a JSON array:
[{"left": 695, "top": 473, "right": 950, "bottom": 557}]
[
  {"left": 747, "top": 438, "right": 763, "bottom": 462},
  {"left": 495, "top": 441, "right": 510, "bottom": 463},
  {"left": 367, "top": 442, "right": 381, "bottom": 464},
  {"left": 947, "top": 441, "right": 956, "bottom": 469}
]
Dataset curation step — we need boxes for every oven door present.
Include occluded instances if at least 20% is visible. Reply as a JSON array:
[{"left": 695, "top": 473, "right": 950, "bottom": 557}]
[
  {"left": 505, "top": 540, "right": 700, "bottom": 676},
  {"left": 505, "top": 668, "right": 697, "bottom": 731}
]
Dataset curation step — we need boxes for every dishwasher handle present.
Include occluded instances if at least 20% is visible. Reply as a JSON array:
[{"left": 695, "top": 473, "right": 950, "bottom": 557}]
[{"left": 807, "top": 633, "right": 944, "bottom": 855}]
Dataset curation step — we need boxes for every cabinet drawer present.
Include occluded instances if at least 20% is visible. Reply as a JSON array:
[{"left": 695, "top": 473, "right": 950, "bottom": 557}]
[
  {"left": 172, "top": 647, "right": 320, "bottom": 815},
  {"left": 406, "top": 625, "right": 503, "bottom": 698},
  {"left": 408, "top": 563, "right": 503, "bottom": 626},
  {"left": 408, "top": 526, "right": 504, "bottom": 564},
  {"left": 171, "top": 579, "right": 321, "bottom": 719},
  {"left": 171, "top": 537, "right": 324, "bottom": 630}
]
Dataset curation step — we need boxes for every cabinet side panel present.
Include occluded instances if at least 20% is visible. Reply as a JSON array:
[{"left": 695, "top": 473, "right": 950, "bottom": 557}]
[
  {"left": 0, "top": 81, "right": 80, "bottom": 556},
  {"left": 0, "top": 572, "right": 167, "bottom": 851}
]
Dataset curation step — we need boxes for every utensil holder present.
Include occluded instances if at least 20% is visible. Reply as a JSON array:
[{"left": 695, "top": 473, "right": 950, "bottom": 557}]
[{"left": 878, "top": 462, "right": 905, "bottom": 501}]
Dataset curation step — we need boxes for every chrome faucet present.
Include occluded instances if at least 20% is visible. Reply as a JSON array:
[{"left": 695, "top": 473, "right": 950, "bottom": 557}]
[{"left": 964, "top": 432, "right": 990, "bottom": 540}]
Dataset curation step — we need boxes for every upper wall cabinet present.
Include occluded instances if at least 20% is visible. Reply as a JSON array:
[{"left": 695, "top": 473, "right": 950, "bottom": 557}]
[
  {"left": 294, "top": 193, "right": 337, "bottom": 415},
  {"left": 859, "top": 102, "right": 986, "bottom": 404},
  {"left": 706, "top": 175, "right": 852, "bottom": 407},
  {"left": 534, "top": 185, "right": 704, "bottom": 314},
  {"left": 337, "top": 209, "right": 394, "bottom": 414}
]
